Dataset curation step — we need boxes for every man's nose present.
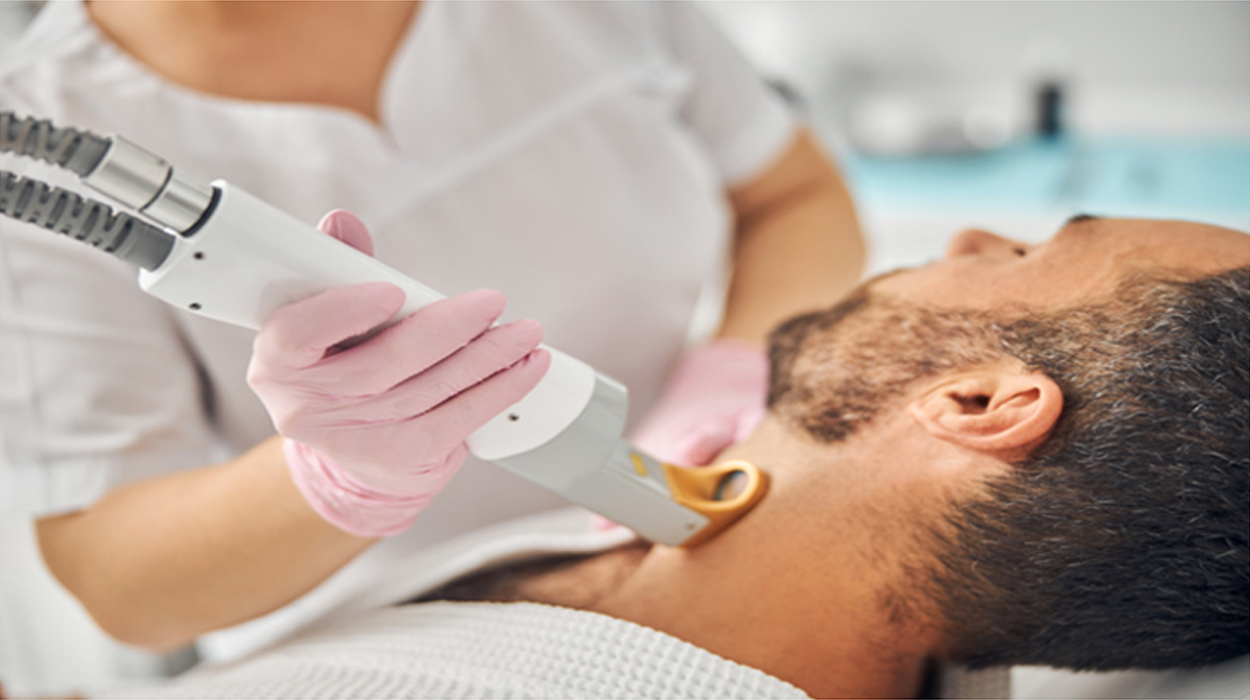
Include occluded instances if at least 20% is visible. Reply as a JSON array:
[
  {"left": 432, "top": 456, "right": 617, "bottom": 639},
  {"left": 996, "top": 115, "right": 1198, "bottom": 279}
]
[{"left": 945, "top": 228, "right": 1029, "bottom": 259}]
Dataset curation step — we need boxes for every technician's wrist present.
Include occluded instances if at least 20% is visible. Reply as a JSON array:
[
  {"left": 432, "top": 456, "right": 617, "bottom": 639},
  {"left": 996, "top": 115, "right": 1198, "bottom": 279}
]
[{"left": 283, "top": 439, "right": 431, "bottom": 538}]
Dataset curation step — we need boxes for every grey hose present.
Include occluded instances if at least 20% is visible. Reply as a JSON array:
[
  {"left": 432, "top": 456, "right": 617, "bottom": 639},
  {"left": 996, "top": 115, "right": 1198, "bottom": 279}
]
[
  {"left": 0, "top": 170, "right": 174, "bottom": 270},
  {"left": 0, "top": 112, "right": 110, "bottom": 177}
]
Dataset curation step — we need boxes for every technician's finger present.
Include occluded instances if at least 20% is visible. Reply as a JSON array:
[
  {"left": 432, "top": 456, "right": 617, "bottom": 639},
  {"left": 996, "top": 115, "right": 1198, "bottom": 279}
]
[
  {"left": 338, "top": 319, "right": 543, "bottom": 423},
  {"left": 409, "top": 348, "right": 551, "bottom": 455},
  {"left": 338, "top": 349, "right": 550, "bottom": 459},
  {"left": 253, "top": 283, "right": 407, "bottom": 371},
  {"left": 306, "top": 289, "right": 509, "bottom": 395},
  {"left": 317, "top": 209, "right": 375, "bottom": 256}
]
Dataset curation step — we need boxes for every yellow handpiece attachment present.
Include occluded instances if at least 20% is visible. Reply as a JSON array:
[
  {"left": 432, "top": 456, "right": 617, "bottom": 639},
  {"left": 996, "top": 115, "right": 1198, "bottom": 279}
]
[{"left": 662, "top": 460, "right": 769, "bottom": 547}]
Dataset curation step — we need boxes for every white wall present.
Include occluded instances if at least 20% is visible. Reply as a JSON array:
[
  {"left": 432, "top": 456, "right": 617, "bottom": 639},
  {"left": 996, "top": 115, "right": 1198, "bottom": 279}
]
[
  {"left": 702, "top": 1, "right": 1250, "bottom": 89},
  {"left": 700, "top": 1, "right": 1250, "bottom": 135},
  {"left": 699, "top": 1, "right": 1250, "bottom": 276}
]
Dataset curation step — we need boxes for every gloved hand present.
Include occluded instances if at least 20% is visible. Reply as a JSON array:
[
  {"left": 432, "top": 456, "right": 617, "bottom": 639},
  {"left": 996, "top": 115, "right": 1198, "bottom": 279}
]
[
  {"left": 248, "top": 210, "right": 550, "bottom": 538},
  {"left": 630, "top": 339, "right": 769, "bottom": 467}
]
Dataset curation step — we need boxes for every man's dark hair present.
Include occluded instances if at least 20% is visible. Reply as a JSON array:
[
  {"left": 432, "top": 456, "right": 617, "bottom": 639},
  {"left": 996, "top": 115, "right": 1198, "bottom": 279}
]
[
  {"left": 938, "top": 266, "right": 1249, "bottom": 670},
  {"left": 767, "top": 266, "right": 1249, "bottom": 670}
]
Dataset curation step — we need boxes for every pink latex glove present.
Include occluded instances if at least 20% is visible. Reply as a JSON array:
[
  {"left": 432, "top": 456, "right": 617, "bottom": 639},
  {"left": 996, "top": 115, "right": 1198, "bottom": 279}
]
[
  {"left": 630, "top": 339, "right": 769, "bottom": 467},
  {"left": 248, "top": 210, "right": 550, "bottom": 537}
]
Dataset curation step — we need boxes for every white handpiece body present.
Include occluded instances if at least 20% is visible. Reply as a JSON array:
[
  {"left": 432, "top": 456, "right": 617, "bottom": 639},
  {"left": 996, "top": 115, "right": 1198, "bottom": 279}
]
[{"left": 139, "top": 182, "right": 713, "bottom": 544}]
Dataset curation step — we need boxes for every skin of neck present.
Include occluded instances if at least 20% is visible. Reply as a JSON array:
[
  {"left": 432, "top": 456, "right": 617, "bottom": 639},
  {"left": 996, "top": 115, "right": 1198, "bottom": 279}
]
[
  {"left": 85, "top": 1, "right": 420, "bottom": 122},
  {"left": 594, "top": 412, "right": 984, "bottom": 699}
]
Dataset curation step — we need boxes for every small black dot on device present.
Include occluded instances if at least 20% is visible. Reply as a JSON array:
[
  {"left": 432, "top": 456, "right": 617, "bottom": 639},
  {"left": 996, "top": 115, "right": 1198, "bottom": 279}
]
[
  {"left": 189, "top": 303, "right": 201, "bottom": 310},
  {"left": 508, "top": 414, "right": 520, "bottom": 422},
  {"left": 193, "top": 252, "right": 205, "bottom": 260}
]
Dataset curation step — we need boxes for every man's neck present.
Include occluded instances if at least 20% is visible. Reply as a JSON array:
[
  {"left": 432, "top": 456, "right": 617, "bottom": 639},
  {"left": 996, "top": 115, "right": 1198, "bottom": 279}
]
[
  {"left": 592, "top": 550, "right": 924, "bottom": 698},
  {"left": 417, "top": 418, "right": 940, "bottom": 697},
  {"left": 588, "top": 424, "right": 934, "bottom": 699}
]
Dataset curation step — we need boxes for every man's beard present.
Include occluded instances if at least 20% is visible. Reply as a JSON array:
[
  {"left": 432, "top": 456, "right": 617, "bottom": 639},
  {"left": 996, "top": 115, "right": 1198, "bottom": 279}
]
[{"left": 766, "top": 278, "right": 1004, "bottom": 443}]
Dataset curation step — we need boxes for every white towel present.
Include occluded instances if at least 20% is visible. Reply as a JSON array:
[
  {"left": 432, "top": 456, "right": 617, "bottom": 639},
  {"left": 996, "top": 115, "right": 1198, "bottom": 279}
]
[{"left": 105, "top": 601, "right": 809, "bottom": 699}]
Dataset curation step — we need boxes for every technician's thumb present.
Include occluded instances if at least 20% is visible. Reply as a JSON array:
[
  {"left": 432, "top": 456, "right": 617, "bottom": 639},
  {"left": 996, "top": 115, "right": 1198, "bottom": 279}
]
[{"left": 318, "top": 209, "right": 375, "bottom": 256}]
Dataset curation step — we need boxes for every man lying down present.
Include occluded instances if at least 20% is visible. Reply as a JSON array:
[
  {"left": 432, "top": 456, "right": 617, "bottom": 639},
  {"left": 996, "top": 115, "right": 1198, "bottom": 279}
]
[{"left": 107, "top": 217, "right": 1249, "bottom": 699}]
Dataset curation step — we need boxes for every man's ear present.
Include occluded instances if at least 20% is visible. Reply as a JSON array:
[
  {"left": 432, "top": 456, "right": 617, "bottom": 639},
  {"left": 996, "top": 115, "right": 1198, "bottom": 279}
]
[{"left": 908, "top": 366, "right": 1063, "bottom": 457}]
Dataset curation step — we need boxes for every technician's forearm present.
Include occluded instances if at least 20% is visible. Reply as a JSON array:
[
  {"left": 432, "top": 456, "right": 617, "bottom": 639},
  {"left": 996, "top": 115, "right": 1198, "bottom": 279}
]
[
  {"left": 718, "top": 128, "right": 866, "bottom": 344},
  {"left": 35, "top": 436, "right": 373, "bottom": 651}
]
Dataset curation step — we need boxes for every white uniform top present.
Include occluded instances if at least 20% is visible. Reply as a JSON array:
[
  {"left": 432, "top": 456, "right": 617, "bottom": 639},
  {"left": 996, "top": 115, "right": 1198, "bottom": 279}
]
[{"left": 0, "top": 0, "right": 793, "bottom": 659}]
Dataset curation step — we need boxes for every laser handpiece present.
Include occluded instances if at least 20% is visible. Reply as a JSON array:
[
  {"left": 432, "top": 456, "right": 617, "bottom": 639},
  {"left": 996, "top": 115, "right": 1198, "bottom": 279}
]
[{"left": 0, "top": 112, "right": 767, "bottom": 547}]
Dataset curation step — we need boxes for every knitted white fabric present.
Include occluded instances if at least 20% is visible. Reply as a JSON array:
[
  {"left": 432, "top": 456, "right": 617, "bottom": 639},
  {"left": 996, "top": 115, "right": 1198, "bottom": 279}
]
[{"left": 107, "top": 601, "right": 809, "bottom": 699}]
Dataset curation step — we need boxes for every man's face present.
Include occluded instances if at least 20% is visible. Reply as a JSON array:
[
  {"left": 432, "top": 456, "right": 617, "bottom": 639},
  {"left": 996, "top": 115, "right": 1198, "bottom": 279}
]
[
  {"left": 760, "top": 218, "right": 1250, "bottom": 672},
  {"left": 766, "top": 217, "right": 1250, "bottom": 444},
  {"left": 871, "top": 216, "right": 1250, "bottom": 309}
]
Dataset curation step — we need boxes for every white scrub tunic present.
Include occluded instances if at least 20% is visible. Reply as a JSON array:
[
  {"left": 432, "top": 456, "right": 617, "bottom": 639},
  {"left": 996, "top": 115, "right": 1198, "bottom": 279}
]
[{"left": 0, "top": 0, "right": 793, "bottom": 659}]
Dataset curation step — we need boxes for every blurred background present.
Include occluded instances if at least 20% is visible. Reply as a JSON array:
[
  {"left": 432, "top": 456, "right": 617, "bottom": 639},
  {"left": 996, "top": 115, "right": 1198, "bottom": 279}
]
[
  {"left": 1, "top": 1, "right": 1248, "bottom": 696},
  {"left": 697, "top": 1, "right": 1250, "bottom": 274}
]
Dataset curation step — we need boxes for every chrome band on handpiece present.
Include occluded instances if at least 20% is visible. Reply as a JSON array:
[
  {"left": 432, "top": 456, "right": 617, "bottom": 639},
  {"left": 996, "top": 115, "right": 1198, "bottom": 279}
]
[
  {"left": 145, "top": 173, "right": 214, "bottom": 233},
  {"left": 82, "top": 136, "right": 213, "bottom": 233}
]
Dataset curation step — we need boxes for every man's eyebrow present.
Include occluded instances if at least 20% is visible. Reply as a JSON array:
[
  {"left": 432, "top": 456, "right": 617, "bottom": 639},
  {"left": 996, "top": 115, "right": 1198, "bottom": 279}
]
[{"left": 1065, "top": 213, "right": 1101, "bottom": 226}]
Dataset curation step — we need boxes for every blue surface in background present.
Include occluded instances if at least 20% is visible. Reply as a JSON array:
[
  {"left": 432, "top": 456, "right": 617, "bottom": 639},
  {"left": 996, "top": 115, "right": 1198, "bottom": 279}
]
[{"left": 841, "top": 136, "right": 1250, "bottom": 220}]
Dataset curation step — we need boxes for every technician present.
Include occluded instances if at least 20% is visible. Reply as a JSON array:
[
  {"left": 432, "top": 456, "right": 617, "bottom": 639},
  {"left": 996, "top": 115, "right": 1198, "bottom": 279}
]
[{"left": 0, "top": 1, "right": 864, "bottom": 660}]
